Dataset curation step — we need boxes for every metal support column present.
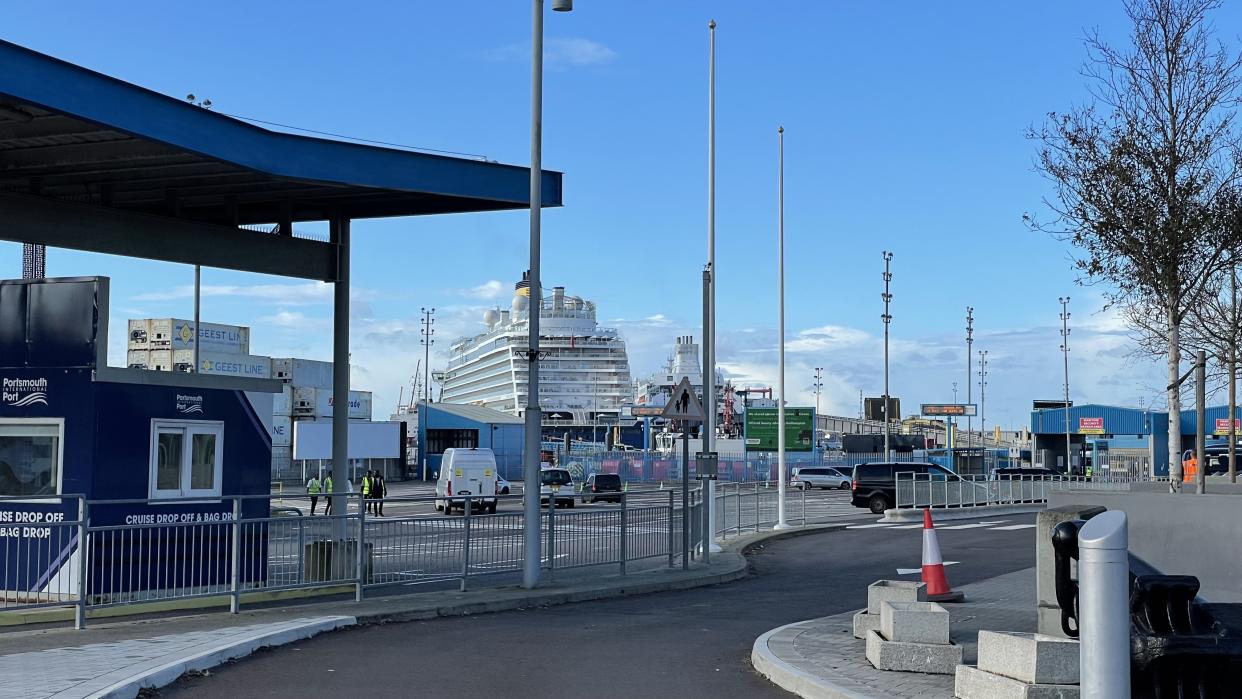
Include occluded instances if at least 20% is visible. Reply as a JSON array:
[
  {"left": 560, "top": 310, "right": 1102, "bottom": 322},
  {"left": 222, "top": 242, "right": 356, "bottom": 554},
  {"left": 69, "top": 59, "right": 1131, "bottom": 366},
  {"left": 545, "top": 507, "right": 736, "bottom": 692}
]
[
  {"left": 1196, "top": 350, "right": 1206, "bottom": 495},
  {"left": 331, "top": 216, "right": 350, "bottom": 536}
]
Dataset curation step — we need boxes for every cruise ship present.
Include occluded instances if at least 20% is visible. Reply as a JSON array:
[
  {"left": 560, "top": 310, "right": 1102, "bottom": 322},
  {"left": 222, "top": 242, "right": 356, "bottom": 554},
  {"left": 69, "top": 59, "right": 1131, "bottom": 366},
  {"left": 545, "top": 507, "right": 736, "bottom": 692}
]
[{"left": 438, "top": 275, "right": 632, "bottom": 439}]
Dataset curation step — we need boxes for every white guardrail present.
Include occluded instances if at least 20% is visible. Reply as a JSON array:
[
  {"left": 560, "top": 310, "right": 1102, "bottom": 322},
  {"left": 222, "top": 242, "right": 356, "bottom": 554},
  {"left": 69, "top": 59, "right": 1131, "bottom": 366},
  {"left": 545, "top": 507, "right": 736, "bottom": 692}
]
[{"left": 893, "top": 472, "right": 1159, "bottom": 509}]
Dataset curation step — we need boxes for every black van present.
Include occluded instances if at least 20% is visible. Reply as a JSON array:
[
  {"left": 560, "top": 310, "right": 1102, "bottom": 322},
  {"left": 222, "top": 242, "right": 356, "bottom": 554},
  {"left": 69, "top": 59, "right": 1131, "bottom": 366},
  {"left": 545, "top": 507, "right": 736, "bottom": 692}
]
[{"left": 850, "top": 462, "right": 954, "bottom": 514}]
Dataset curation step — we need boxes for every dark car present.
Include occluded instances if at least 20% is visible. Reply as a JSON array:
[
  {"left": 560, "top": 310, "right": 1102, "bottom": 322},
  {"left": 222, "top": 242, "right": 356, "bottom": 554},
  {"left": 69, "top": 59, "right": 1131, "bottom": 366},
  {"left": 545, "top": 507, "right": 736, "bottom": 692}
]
[
  {"left": 850, "top": 462, "right": 958, "bottom": 514},
  {"left": 582, "top": 473, "right": 623, "bottom": 504}
]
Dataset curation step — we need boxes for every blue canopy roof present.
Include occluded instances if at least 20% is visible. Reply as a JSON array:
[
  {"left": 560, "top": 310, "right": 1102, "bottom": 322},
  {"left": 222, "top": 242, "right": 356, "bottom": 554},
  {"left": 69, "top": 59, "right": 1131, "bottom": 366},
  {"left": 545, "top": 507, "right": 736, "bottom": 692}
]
[{"left": 0, "top": 39, "right": 561, "bottom": 225}]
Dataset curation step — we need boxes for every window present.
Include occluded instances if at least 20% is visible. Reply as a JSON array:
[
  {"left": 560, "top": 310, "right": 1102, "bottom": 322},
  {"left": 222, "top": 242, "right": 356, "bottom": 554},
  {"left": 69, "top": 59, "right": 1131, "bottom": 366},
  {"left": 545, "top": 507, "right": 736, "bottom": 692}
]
[
  {"left": 150, "top": 420, "right": 223, "bottom": 499},
  {"left": 541, "top": 469, "right": 572, "bottom": 486},
  {"left": 425, "top": 429, "right": 478, "bottom": 454},
  {"left": 0, "top": 420, "right": 63, "bottom": 497}
]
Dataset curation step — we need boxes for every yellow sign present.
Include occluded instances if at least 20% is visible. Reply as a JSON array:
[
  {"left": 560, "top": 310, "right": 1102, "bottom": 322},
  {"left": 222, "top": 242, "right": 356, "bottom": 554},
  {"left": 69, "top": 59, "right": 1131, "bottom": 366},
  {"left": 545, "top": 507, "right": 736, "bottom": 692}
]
[
  {"left": 454, "top": 468, "right": 463, "bottom": 477},
  {"left": 484, "top": 469, "right": 493, "bottom": 477}
]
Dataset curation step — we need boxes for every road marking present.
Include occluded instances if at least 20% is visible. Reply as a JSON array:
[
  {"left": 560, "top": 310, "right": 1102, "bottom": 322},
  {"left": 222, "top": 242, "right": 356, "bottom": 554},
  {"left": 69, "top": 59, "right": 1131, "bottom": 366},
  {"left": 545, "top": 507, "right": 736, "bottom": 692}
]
[
  {"left": 896, "top": 561, "right": 958, "bottom": 574},
  {"left": 938, "top": 523, "right": 992, "bottom": 529},
  {"left": 991, "top": 524, "right": 1037, "bottom": 531},
  {"left": 845, "top": 523, "right": 896, "bottom": 529},
  {"left": 890, "top": 524, "right": 926, "bottom": 529},
  {"left": 978, "top": 521, "right": 1009, "bottom": 525}
]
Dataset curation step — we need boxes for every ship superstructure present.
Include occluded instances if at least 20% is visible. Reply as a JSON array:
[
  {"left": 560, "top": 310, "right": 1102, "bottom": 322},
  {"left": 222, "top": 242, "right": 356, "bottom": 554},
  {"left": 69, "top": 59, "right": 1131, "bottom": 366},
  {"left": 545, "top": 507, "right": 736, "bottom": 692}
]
[{"left": 438, "top": 275, "right": 632, "bottom": 430}]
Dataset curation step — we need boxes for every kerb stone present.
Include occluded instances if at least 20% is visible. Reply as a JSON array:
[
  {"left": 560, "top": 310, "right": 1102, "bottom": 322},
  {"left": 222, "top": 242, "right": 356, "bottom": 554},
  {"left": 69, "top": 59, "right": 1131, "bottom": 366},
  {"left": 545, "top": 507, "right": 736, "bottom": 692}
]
[
  {"left": 955, "top": 664, "right": 1080, "bottom": 699},
  {"left": 977, "top": 630, "right": 1080, "bottom": 685},
  {"left": 852, "top": 610, "right": 880, "bottom": 639},
  {"left": 864, "top": 629, "right": 961, "bottom": 675},
  {"left": 867, "top": 579, "right": 927, "bottom": 614},
  {"left": 880, "top": 600, "right": 950, "bottom": 644}
]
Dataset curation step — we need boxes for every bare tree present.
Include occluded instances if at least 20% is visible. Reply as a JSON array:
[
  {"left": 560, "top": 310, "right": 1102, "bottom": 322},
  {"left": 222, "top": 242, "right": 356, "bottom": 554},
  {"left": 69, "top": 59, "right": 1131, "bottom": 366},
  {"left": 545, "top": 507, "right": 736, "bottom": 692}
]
[
  {"left": 1028, "top": 0, "right": 1242, "bottom": 491},
  {"left": 1195, "top": 261, "right": 1241, "bottom": 481}
]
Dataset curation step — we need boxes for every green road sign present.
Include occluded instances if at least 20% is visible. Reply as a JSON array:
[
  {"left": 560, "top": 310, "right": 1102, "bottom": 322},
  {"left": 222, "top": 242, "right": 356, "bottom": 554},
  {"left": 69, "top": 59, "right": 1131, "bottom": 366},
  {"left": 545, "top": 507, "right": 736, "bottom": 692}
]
[{"left": 745, "top": 407, "right": 814, "bottom": 451}]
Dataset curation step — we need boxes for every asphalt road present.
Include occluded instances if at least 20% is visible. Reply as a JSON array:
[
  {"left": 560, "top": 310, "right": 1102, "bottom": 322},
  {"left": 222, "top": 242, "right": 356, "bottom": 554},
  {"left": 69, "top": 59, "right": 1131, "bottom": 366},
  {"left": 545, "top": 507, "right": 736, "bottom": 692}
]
[{"left": 164, "top": 514, "right": 1037, "bottom": 699}]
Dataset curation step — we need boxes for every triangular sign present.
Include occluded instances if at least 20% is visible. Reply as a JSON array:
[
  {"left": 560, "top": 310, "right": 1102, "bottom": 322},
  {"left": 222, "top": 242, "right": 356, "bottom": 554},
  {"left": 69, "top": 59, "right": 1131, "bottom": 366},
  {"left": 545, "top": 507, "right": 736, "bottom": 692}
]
[{"left": 662, "top": 377, "right": 706, "bottom": 421}]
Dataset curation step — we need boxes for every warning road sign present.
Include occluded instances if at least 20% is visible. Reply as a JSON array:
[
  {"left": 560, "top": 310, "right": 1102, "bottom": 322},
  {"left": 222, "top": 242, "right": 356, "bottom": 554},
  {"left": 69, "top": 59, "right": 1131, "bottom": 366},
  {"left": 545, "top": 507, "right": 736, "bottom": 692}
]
[{"left": 662, "top": 377, "right": 706, "bottom": 422}]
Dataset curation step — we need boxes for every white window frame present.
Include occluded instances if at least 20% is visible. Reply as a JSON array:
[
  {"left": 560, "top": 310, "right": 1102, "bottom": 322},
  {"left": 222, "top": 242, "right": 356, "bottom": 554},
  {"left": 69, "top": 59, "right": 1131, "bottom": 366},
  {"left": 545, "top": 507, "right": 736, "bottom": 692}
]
[
  {"left": 0, "top": 417, "right": 65, "bottom": 502},
  {"left": 149, "top": 419, "right": 224, "bottom": 500}
]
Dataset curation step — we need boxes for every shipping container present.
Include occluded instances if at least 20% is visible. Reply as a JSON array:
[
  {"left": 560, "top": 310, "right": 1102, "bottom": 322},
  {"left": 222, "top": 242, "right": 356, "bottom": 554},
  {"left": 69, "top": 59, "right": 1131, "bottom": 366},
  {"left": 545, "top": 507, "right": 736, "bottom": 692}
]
[
  {"left": 148, "top": 349, "right": 173, "bottom": 371},
  {"left": 291, "top": 387, "right": 371, "bottom": 419},
  {"left": 273, "top": 384, "right": 293, "bottom": 416},
  {"left": 125, "top": 349, "right": 150, "bottom": 369},
  {"left": 129, "top": 318, "right": 249, "bottom": 354},
  {"left": 273, "top": 357, "right": 334, "bottom": 388},
  {"left": 127, "top": 319, "right": 150, "bottom": 349},
  {"left": 272, "top": 415, "right": 292, "bottom": 447},
  {"left": 170, "top": 319, "right": 249, "bottom": 354},
  {"left": 197, "top": 352, "right": 271, "bottom": 379}
]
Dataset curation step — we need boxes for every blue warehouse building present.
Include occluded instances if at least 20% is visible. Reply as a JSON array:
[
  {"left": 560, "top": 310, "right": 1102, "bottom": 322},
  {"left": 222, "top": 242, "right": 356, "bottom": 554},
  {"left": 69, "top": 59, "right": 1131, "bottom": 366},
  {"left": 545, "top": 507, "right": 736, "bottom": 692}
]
[
  {"left": 1030, "top": 403, "right": 1242, "bottom": 476},
  {"left": 417, "top": 404, "right": 524, "bottom": 481}
]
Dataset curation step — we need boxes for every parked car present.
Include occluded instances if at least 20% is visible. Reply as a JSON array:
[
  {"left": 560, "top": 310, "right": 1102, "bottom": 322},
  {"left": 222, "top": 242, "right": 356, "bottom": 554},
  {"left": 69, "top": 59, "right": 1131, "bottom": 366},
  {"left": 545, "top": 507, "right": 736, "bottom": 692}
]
[
  {"left": 540, "top": 467, "right": 576, "bottom": 508},
  {"left": 582, "top": 473, "right": 623, "bottom": 504},
  {"left": 791, "top": 466, "right": 851, "bottom": 490},
  {"left": 850, "top": 462, "right": 977, "bottom": 515},
  {"left": 497, "top": 475, "right": 512, "bottom": 495},
  {"left": 435, "top": 448, "right": 499, "bottom": 515}
]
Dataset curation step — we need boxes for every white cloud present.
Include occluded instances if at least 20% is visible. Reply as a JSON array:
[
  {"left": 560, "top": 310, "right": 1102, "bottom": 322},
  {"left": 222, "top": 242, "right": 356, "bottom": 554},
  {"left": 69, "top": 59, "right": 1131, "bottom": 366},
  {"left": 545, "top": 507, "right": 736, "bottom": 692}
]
[
  {"left": 258, "top": 310, "right": 314, "bottom": 328},
  {"left": 486, "top": 37, "right": 617, "bottom": 68},
  {"left": 457, "top": 280, "right": 506, "bottom": 300}
]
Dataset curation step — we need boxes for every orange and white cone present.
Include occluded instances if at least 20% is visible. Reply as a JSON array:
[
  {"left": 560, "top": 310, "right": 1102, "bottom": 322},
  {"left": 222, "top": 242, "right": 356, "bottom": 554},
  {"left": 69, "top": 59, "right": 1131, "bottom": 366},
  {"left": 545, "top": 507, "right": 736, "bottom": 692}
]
[{"left": 921, "top": 508, "right": 965, "bottom": 602}]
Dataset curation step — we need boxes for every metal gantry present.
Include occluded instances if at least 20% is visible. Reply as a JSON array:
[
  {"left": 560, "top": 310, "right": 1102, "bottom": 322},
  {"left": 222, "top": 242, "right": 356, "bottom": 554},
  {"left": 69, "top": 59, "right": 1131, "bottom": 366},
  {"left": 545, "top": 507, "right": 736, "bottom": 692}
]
[{"left": 881, "top": 251, "right": 894, "bottom": 460}]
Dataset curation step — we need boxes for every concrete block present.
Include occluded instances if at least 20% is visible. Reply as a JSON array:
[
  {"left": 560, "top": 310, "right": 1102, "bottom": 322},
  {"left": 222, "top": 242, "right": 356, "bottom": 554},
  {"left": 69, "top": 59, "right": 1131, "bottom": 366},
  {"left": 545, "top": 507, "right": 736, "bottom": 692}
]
[
  {"left": 977, "top": 631, "right": 1079, "bottom": 685},
  {"left": 880, "top": 600, "right": 950, "bottom": 644},
  {"left": 865, "top": 629, "right": 961, "bottom": 675},
  {"left": 853, "top": 610, "right": 880, "bottom": 639},
  {"left": 955, "top": 664, "right": 1080, "bottom": 699},
  {"left": 1035, "top": 505, "right": 1104, "bottom": 636},
  {"left": 867, "top": 579, "right": 927, "bottom": 614}
]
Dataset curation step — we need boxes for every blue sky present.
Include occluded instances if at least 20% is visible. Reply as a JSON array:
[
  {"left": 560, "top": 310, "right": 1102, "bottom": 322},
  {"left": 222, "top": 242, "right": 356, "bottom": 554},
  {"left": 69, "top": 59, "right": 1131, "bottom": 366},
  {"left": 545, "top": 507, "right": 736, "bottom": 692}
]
[{"left": 7, "top": 1, "right": 1236, "bottom": 426}]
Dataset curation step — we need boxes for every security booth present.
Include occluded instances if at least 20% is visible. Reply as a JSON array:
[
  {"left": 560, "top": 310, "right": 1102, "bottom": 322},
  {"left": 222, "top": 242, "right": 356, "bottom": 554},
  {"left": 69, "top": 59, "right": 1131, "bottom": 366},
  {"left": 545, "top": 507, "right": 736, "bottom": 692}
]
[{"left": 0, "top": 277, "right": 278, "bottom": 604}]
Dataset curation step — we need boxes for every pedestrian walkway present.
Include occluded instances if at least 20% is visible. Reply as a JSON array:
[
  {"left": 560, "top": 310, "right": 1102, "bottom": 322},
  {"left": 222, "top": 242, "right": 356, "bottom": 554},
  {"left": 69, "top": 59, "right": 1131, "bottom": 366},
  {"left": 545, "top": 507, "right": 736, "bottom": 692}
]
[
  {"left": 0, "top": 617, "right": 353, "bottom": 699},
  {"left": 752, "top": 568, "right": 1036, "bottom": 699}
]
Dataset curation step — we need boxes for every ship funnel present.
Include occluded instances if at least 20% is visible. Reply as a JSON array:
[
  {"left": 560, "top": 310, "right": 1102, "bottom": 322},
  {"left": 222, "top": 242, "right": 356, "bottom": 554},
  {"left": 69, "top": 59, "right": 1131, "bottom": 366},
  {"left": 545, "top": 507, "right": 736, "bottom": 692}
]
[
  {"left": 500, "top": 309, "right": 511, "bottom": 325},
  {"left": 553, "top": 286, "right": 565, "bottom": 310}
]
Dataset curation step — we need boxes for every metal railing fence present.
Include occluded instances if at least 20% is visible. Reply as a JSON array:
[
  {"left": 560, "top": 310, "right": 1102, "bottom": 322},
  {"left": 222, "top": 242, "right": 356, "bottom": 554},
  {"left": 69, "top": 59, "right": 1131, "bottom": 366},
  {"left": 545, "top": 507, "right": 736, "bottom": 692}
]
[
  {"left": 893, "top": 472, "right": 1157, "bottom": 509},
  {"left": 2, "top": 488, "right": 722, "bottom": 628}
]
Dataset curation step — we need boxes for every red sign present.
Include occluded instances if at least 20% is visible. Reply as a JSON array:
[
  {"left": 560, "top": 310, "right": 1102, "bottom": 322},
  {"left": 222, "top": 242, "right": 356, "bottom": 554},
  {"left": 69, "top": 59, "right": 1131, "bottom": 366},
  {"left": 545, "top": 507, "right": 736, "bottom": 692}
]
[
  {"left": 1214, "top": 418, "right": 1241, "bottom": 435},
  {"left": 1078, "top": 417, "right": 1105, "bottom": 434}
]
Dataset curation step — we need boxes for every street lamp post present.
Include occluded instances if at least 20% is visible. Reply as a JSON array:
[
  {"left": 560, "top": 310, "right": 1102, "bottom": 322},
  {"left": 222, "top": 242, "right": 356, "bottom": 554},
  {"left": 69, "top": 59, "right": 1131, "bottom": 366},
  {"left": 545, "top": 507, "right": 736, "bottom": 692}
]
[
  {"left": 522, "top": 0, "right": 573, "bottom": 591},
  {"left": 881, "top": 251, "right": 893, "bottom": 461},
  {"left": 978, "top": 349, "right": 989, "bottom": 468},
  {"left": 775, "top": 126, "right": 790, "bottom": 530},
  {"left": 420, "top": 307, "right": 435, "bottom": 481},
  {"left": 813, "top": 367, "right": 823, "bottom": 418},
  {"left": 701, "top": 19, "right": 722, "bottom": 551},
  {"left": 966, "top": 307, "right": 974, "bottom": 450},
  {"left": 1059, "top": 297, "right": 1072, "bottom": 474}
]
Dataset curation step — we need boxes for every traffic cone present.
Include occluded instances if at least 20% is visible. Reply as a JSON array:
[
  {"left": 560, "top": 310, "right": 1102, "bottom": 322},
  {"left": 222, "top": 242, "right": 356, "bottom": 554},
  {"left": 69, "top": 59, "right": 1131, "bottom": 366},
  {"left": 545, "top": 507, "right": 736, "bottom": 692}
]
[{"left": 921, "top": 508, "right": 965, "bottom": 602}]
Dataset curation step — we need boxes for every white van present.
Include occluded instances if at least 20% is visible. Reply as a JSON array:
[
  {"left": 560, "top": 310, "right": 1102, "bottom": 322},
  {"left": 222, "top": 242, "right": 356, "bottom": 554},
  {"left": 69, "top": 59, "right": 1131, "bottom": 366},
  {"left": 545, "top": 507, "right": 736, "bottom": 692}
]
[{"left": 436, "top": 448, "right": 499, "bottom": 515}]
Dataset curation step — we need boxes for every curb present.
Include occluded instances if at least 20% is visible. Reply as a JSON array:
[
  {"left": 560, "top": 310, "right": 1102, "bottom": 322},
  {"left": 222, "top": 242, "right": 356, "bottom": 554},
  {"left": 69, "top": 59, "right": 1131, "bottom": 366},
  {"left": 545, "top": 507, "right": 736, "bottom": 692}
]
[
  {"left": 89, "top": 616, "right": 355, "bottom": 699},
  {"left": 751, "top": 621, "right": 874, "bottom": 699},
  {"left": 880, "top": 504, "right": 1045, "bottom": 523}
]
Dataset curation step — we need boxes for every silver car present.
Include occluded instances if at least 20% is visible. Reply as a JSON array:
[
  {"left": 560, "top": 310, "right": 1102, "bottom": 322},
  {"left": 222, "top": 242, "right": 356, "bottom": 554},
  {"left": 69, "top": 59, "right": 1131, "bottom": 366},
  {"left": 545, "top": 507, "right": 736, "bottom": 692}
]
[{"left": 792, "top": 466, "right": 851, "bottom": 490}]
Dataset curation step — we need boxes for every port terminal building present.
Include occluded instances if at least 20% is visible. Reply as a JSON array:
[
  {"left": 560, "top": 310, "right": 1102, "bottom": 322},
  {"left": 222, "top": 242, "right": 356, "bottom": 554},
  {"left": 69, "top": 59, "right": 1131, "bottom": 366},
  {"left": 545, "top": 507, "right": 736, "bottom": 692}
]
[{"left": 1029, "top": 403, "right": 1242, "bottom": 476}]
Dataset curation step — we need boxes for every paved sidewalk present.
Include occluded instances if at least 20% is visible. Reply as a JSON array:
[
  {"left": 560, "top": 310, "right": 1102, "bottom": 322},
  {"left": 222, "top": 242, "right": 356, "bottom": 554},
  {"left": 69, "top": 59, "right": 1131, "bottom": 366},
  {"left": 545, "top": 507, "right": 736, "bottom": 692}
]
[
  {"left": 1, "top": 523, "right": 845, "bottom": 699},
  {"left": 752, "top": 567, "right": 1036, "bottom": 699},
  {"left": 0, "top": 617, "right": 352, "bottom": 699}
]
